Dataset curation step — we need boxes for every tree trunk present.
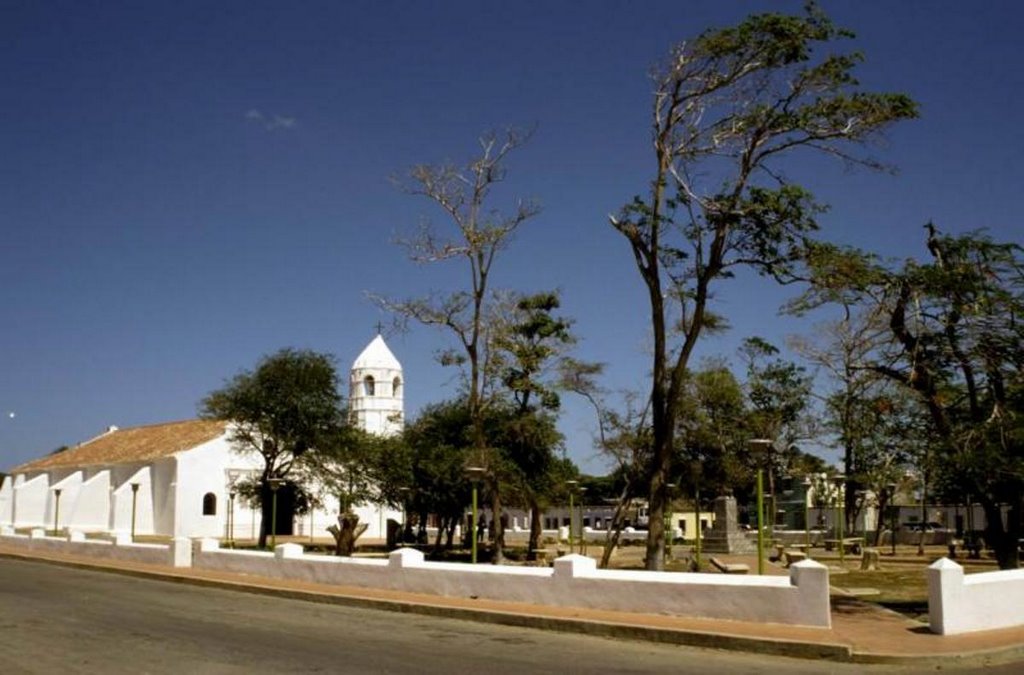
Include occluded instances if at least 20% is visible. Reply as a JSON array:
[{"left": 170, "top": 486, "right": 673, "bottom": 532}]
[
  {"left": 327, "top": 512, "right": 367, "bottom": 557},
  {"left": 445, "top": 517, "right": 456, "bottom": 549},
  {"left": 527, "top": 500, "right": 543, "bottom": 560},
  {"left": 600, "top": 488, "right": 634, "bottom": 569},
  {"left": 490, "top": 487, "right": 505, "bottom": 563},
  {"left": 873, "top": 494, "right": 888, "bottom": 547},
  {"left": 982, "top": 497, "right": 1020, "bottom": 570},
  {"left": 645, "top": 436, "right": 670, "bottom": 570},
  {"left": 258, "top": 483, "right": 270, "bottom": 549},
  {"left": 430, "top": 515, "right": 445, "bottom": 558}
]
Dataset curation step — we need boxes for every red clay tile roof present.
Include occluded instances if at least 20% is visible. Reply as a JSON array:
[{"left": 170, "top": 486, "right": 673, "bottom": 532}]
[{"left": 13, "top": 419, "right": 229, "bottom": 473}]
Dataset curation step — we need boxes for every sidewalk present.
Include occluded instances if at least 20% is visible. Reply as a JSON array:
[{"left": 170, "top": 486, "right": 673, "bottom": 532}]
[{"left": 2, "top": 543, "right": 1023, "bottom": 667}]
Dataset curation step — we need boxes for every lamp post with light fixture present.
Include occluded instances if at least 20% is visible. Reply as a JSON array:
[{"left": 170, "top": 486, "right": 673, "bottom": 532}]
[
  {"left": 747, "top": 439, "right": 773, "bottom": 575},
  {"left": 267, "top": 478, "right": 284, "bottom": 549},
  {"left": 887, "top": 482, "right": 898, "bottom": 556},
  {"left": 130, "top": 483, "right": 140, "bottom": 542},
  {"left": 566, "top": 480, "right": 579, "bottom": 553},
  {"left": 52, "top": 488, "right": 62, "bottom": 536},
  {"left": 833, "top": 475, "right": 846, "bottom": 566},
  {"left": 464, "top": 466, "right": 485, "bottom": 563},
  {"left": 802, "top": 476, "right": 812, "bottom": 552}
]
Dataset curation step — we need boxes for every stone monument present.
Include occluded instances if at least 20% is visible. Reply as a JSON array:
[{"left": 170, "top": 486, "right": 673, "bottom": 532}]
[{"left": 702, "top": 495, "right": 755, "bottom": 554}]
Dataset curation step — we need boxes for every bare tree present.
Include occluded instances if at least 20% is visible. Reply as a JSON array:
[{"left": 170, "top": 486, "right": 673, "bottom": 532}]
[{"left": 380, "top": 129, "right": 539, "bottom": 563}]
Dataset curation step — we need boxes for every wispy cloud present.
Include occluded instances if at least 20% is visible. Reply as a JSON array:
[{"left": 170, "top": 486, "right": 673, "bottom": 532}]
[{"left": 245, "top": 109, "right": 297, "bottom": 131}]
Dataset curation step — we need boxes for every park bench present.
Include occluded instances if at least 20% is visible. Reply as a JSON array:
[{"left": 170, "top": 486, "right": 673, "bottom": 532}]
[
  {"left": 709, "top": 556, "right": 749, "bottom": 575},
  {"left": 783, "top": 550, "right": 807, "bottom": 567},
  {"left": 824, "top": 538, "right": 863, "bottom": 555}
]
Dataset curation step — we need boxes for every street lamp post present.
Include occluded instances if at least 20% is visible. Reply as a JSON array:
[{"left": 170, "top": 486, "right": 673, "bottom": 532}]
[
  {"left": 691, "top": 461, "right": 702, "bottom": 571},
  {"left": 887, "top": 482, "right": 898, "bottom": 556},
  {"left": 464, "top": 466, "right": 485, "bottom": 564},
  {"left": 578, "top": 486, "right": 588, "bottom": 554},
  {"left": 566, "top": 480, "right": 579, "bottom": 553},
  {"left": 917, "top": 470, "right": 927, "bottom": 557},
  {"left": 228, "top": 488, "right": 236, "bottom": 548},
  {"left": 802, "top": 477, "right": 812, "bottom": 553},
  {"left": 748, "top": 439, "right": 773, "bottom": 575},
  {"left": 833, "top": 475, "right": 845, "bottom": 567},
  {"left": 130, "top": 483, "right": 140, "bottom": 542},
  {"left": 398, "top": 486, "right": 411, "bottom": 546},
  {"left": 52, "top": 488, "right": 62, "bottom": 536},
  {"left": 267, "top": 478, "right": 284, "bottom": 549}
]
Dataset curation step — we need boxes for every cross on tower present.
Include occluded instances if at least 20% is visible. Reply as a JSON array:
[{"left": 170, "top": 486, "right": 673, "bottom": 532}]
[{"left": 375, "top": 320, "right": 385, "bottom": 336}]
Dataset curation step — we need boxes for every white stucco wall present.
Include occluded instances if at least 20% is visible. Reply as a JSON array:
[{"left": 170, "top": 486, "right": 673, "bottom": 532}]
[
  {"left": 928, "top": 558, "right": 1024, "bottom": 635},
  {"left": 151, "top": 459, "right": 177, "bottom": 535},
  {"left": 48, "top": 470, "right": 83, "bottom": 530},
  {"left": 0, "top": 476, "right": 14, "bottom": 523},
  {"left": 13, "top": 473, "right": 49, "bottom": 526},
  {"left": 109, "top": 466, "right": 152, "bottom": 534},
  {"left": 173, "top": 435, "right": 262, "bottom": 538},
  {"left": 192, "top": 543, "right": 832, "bottom": 628},
  {"left": 71, "top": 470, "right": 112, "bottom": 530},
  {"left": 0, "top": 529, "right": 190, "bottom": 567}
]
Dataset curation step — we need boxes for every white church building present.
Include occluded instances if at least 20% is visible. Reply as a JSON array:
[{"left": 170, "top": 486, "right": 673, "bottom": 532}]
[{"left": 0, "top": 335, "right": 405, "bottom": 541}]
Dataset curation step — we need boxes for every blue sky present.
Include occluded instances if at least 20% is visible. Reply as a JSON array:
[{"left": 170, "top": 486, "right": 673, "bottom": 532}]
[{"left": 1, "top": 1, "right": 1022, "bottom": 473}]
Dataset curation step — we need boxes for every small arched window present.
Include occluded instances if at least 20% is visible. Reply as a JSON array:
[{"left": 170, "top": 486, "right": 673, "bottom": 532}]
[
  {"left": 363, "top": 375, "right": 375, "bottom": 396},
  {"left": 392, "top": 377, "right": 402, "bottom": 398},
  {"left": 202, "top": 492, "right": 217, "bottom": 516}
]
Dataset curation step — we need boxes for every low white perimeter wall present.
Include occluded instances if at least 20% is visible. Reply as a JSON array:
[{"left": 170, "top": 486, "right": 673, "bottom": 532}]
[
  {"left": 193, "top": 541, "right": 831, "bottom": 628},
  {"left": 0, "top": 528, "right": 191, "bottom": 568},
  {"left": 928, "top": 558, "right": 1024, "bottom": 635}
]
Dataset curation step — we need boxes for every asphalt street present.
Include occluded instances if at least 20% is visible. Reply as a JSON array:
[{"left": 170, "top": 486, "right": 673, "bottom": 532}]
[{"left": 0, "top": 557, "right": 1016, "bottom": 674}]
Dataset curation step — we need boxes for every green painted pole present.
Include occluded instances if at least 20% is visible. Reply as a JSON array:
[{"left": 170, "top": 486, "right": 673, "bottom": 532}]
[
  {"left": 569, "top": 490, "right": 575, "bottom": 554},
  {"left": 471, "top": 483, "right": 478, "bottom": 564},
  {"left": 838, "top": 498, "right": 845, "bottom": 566},
  {"left": 694, "top": 485, "right": 701, "bottom": 570},
  {"left": 804, "top": 493, "right": 811, "bottom": 553},
  {"left": 756, "top": 469, "right": 765, "bottom": 575},
  {"left": 271, "top": 489, "right": 279, "bottom": 550}
]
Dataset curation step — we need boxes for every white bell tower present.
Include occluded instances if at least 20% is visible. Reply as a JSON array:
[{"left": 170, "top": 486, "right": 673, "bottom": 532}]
[{"left": 350, "top": 334, "right": 404, "bottom": 437}]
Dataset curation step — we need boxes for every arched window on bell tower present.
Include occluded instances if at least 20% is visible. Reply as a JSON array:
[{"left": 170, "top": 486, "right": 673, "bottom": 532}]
[
  {"left": 363, "top": 375, "right": 375, "bottom": 396},
  {"left": 393, "top": 376, "right": 402, "bottom": 398}
]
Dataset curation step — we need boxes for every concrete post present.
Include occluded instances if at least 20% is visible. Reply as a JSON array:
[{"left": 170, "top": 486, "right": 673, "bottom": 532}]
[
  {"left": 789, "top": 559, "right": 831, "bottom": 628},
  {"left": 928, "top": 557, "right": 965, "bottom": 635},
  {"left": 389, "top": 547, "right": 425, "bottom": 568},
  {"left": 553, "top": 553, "right": 596, "bottom": 580},
  {"left": 169, "top": 537, "right": 192, "bottom": 567},
  {"left": 274, "top": 543, "right": 304, "bottom": 560}
]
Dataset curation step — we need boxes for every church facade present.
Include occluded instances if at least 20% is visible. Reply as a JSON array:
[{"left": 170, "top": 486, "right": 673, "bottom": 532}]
[{"left": 0, "top": 335, "right": 404, "bottom": 541}]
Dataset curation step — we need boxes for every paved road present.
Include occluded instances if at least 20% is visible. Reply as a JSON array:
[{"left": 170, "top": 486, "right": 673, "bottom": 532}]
[{"left": 0, "top": 557, "right": 1016, "bottom": 674}]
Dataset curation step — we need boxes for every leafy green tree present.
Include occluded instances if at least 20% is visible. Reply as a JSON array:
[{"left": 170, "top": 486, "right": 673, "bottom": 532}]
[
  {"left": 493, "top": 292, "right": 575, "bottom": 557},
  {"left": 791, "top": 317, "right": 925, "bottom": 534},
  {"left": 394, "top": 400, "right": 475, "bottom": 554},
  {"left": 200, "top": 348, "right": 345, "bottom": 549},
  {"left": 739, "top": 337, "right": 814, "bottom": 530},
  {"left": 609, "top": 5, "right": 917, "bottom": 569},
  {"left": 678, "top": 362, "right": 749, "bottom": 497},
  {"left": 798, "top": 227, "right": 1024, "bottom": 567},
  {"left": 295, "top": 424, "right": 380, "bottom": 513}
]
